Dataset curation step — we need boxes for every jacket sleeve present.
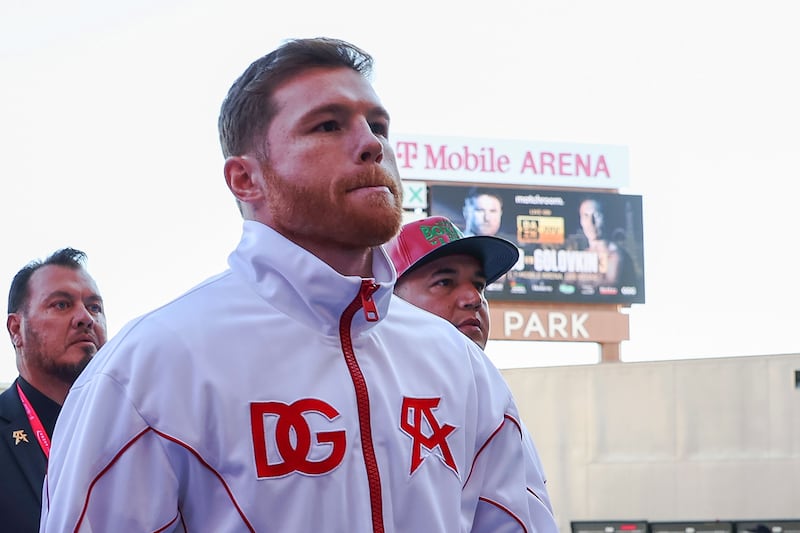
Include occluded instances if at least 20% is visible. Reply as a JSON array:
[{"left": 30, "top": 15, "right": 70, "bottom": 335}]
[
  {"left": 462, "top": 349, "right": 558, "bottom": 533},
  {"left": 40, "top": 372, "right": 181, "bottom": 532}
]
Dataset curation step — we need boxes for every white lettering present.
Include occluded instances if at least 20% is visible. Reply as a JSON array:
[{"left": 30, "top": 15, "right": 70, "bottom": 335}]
[
  {"left": 503, "top": 311, "right": 524, "bottom": 336},
  {"left": 533, "top": 249, "right": 599, "bottom": 273},
  {"left": 572, "top": 313, "right": 589, "bottom": 338},
  {"left": 548, "top": 313, "right": 568, "bottom": 338},
  {"left": 502, "top": 311, "right": 592, "bottom": 339},
  {"left": 514, "top": 194, "right": 565, "bottom": 206},
  {"left": 522, "top": 313, "right": 547, "bottom": 337}
]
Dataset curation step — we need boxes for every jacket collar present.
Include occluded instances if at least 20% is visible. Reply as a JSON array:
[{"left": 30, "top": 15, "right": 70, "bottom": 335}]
[{"left": 228, "top": 221, "right": 397, "bottom": 337}]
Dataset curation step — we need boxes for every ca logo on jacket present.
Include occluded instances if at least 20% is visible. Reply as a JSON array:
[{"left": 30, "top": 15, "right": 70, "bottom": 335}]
[{"left": 400, "top": 396, "right": 458, "bottom": 477}]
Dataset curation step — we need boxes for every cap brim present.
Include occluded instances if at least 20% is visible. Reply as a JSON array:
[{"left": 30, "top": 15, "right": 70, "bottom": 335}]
[{"left": 405, "top": 235, "right": 519, "bottom": 284}]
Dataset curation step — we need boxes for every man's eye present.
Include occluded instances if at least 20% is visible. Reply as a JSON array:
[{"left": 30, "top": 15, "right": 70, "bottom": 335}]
[
  {"left": 53, "top": 301, "right": 70, "bottom": 310},
  {"left": 89, "top": 304, "right": 104, "bottom": 314},
  {"left": 315, "top": 121, "right": 340, "bottom": 132},
  {"left": 370, "top": 122, "right": 389, "bottom": 137}
]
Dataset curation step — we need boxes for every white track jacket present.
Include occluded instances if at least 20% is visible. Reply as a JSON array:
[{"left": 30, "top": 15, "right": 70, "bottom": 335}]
[{"left": 41, "top": 221, "right": 557, "bottom": 532}]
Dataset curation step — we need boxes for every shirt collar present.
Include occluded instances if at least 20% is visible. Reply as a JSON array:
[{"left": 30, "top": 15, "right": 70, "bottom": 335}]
[{"left": 228, "top": 221, "right": 396, "bottom": 336}]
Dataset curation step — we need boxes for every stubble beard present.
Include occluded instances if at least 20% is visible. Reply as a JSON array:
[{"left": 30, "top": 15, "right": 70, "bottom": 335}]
[
  {"left": 23, "top": 328, "right": 94, "bottom": 386},
  {"left": 263, "top": 163, "right": 403, "bottom": 249}
]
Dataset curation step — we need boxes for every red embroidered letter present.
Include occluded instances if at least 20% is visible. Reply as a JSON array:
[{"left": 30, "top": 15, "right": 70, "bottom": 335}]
[
  {"left": 250, "top": 398, "right": 346, "bottom": 477},
  {"left": 400, "top": 397, "right": 458, "bottom": 475}
]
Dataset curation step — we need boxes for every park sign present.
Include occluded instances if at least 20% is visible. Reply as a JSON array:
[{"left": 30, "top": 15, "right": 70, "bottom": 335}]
[
  {"left": 488, "top": 302, "right": 629, "bottom": 343},
  {"left": 393, "top": 133, "right": 629, "bottom": 189}
]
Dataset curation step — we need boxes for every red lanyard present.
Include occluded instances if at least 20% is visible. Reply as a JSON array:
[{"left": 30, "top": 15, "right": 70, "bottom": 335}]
[{"left": 16, "top": 383, "right": 51, "bottom": 458}]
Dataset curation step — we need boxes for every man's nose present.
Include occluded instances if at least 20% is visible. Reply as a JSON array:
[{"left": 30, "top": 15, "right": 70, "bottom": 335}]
[
  {"left": 355, "top": 120, "right": 384, "bottom": 164},
  {"left": 459, "top": 286, "right": 483, "bottom": 309},
  {"left": 73, "top": 305, "right": 94, "bottom": 329}
]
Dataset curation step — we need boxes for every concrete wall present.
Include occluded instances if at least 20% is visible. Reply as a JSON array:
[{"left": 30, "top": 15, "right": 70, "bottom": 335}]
[{"left": 501, "top": 353, "right": 800, "bottom": 532}]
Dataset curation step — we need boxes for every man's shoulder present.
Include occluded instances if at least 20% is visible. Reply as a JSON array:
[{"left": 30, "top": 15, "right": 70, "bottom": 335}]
[
  {"left": 386, "top": 296, "right": 457, "bottom": 330},
  {"left": 383, "top": 297, "right": 485, "bottom": 359},
  {"left": 112, "top": 270, "right": 239, "bottom": 337},
  {"left": 0, "top": 381, "right": 20, "bottom": 419},
  {"left": 0, "top": 382, "right": 15, "bottom": 398}
]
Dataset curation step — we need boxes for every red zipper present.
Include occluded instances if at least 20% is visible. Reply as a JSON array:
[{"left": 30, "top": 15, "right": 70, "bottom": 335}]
[
  {"left": 360, "top": 279, "right": 380, "bottom": 322},
  {"left": 339, "top": 279, "right": 384, "bottom": 533}
]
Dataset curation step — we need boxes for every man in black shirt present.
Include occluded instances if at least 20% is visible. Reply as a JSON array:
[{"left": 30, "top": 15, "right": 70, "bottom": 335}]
[{"left": 0, "top": 248, "right": 107, "bottom": 532}]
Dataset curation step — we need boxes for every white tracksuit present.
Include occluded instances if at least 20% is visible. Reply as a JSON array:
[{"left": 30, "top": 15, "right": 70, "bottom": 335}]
[{"left": 41, "top": 221, "right": 557, "bottom": 532}]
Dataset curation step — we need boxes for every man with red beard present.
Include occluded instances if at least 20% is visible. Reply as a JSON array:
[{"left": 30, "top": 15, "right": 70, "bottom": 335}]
[
  {"left": 1, "top": 248, "right": 106, "bottom": 532},
  {"left": 42, "top": 38, "right": 557, "bottom": 532}
]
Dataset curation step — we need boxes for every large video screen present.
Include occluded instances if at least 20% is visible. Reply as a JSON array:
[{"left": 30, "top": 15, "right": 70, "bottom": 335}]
[{"left": 429, "top": 185, "right": 645, "bottom": 304}]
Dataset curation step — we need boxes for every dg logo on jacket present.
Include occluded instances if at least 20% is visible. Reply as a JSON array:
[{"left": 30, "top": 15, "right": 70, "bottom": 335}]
[{"left": 250, "top": 398, "right": 346, "bottom": 477}]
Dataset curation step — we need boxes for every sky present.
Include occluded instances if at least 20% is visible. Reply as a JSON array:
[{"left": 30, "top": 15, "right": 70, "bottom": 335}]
[{"left": 1, "top": 0, "right": 799, "bottom": 383}]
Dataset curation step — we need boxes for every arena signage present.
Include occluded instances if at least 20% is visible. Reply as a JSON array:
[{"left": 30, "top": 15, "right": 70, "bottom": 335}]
[
  {"left": 488, "top": 303, "right": 629, "bottom": 343},
  {"left": 394, "top": 133, "right": 629, "bottom": 189}
]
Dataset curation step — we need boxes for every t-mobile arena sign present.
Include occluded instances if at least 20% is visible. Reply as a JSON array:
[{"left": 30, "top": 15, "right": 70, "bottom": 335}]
[{"left": 394, "top": 133, "right": 629, "bottom": 189}]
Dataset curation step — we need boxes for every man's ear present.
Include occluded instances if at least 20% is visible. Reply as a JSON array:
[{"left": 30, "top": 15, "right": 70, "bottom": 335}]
[
  {"left": 224, "top": 155, "right": 263, "bottom": 205},
  {"left": 7, "top": 313, "right": 21, "bottom": 347}
]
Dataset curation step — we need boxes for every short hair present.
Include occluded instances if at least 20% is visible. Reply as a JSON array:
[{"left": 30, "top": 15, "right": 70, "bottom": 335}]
[
  {"left": 7, "top": 248, "right": 88, "bottom": 314},
  {"left": 218, "top": 37, "right": 374, "bottom": 159},
  {"left": 464, "top": 187, "right": 503, "bottom": 207}
]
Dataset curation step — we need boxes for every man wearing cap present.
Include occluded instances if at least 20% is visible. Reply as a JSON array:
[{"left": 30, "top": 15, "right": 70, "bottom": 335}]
[
  {"left": 385, "top": 215, "right": 518, "bottom": 350},
  {"left": 385, "top": 215, "right": 556, "bottom": 518}
]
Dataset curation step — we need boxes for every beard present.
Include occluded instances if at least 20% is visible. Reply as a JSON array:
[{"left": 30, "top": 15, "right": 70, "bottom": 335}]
[
  {"left": 262, "top": 162, "right": 403, "bottom": 249},
  {"left": 23, "top": 327, "right": 94, "bottom": 386},
  {"left": 50, "top": 355, "right": 93, "bottom": 385}
]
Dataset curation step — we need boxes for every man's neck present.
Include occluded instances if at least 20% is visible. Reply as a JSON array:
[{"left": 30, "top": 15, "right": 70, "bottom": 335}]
[
  {"left": 282, "top": 232, "right": 376, "bottom": 278},
  {"left": 19, "top": 372, "right": 69, "bottom": 405},
  {"left": 314, "top": 247, "right": 375, "bottom": 278}
]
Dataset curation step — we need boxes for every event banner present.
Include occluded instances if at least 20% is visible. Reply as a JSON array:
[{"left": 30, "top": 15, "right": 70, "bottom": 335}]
[
  {"left": 429, "top": 185, "right": 646, "bottom": 304},
  {"left": 394, "top": 133, "right": 629, "bottom": 189}
]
